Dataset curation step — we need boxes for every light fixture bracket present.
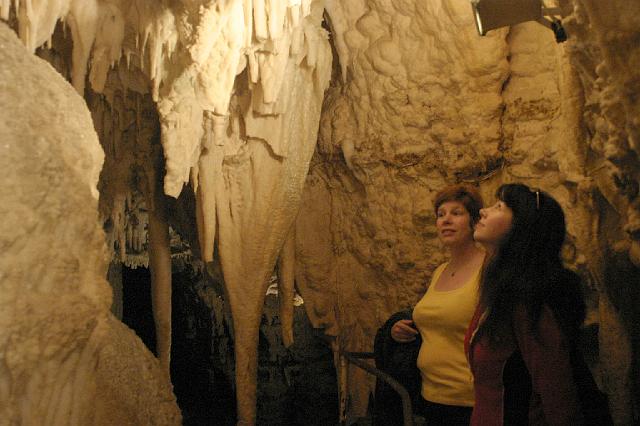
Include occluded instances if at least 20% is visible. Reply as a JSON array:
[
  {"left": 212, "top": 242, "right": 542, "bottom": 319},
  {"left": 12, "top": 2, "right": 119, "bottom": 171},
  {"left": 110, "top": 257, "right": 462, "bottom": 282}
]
[{"left": 471, "top": 0, "right": 568, "bottom": 42}]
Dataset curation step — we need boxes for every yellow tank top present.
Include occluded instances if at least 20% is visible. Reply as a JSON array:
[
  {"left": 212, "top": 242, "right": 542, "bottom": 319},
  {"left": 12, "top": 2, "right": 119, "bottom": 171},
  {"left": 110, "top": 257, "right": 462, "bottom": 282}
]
[{"left": 413, "top": 262, "right": 480, "bottom": 407}]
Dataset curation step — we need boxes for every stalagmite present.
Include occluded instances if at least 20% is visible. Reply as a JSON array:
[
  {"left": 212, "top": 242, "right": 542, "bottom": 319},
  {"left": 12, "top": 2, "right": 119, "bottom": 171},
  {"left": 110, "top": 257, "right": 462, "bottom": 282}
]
[
  {"left": 148, "top": 188, "right": 172, "bottom": 376},
  {"left": 278, "top": 227, "right": 296, "bottom": 347}
]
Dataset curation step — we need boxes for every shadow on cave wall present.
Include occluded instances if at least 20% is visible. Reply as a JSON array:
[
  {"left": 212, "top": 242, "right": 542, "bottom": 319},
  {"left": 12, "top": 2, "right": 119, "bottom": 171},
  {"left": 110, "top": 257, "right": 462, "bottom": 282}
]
[
  {"left": 119, "top": 263, "right": 338, "bottom": 426},
  {"left": 603, "top": 253, "right": 640, "bottom": 420},
  {"left": 594, "top": 190, "right": 640, "bottom": 422}
]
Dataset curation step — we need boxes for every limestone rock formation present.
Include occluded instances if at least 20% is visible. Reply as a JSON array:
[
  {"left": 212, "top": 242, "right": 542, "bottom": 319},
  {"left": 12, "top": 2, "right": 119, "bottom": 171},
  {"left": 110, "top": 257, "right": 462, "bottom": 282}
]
[{"left": 0, "top": 22, "right": 181, "bottom": 425}]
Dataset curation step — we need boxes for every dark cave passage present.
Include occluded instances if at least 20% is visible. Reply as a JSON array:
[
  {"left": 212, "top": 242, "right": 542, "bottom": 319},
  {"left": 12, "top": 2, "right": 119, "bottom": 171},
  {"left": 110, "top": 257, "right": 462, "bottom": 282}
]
[
  {"left": 121, "top": 265, "right": 236, "bottom": 425},
  {"left": 119, "top": 264, "right": 338, "bottom": 425}
]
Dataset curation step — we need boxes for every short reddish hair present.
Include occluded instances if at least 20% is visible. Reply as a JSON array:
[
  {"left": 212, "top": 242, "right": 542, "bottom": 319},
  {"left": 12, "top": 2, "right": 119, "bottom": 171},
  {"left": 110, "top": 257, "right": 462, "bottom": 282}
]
[{"left": 434, "top": 184, "right": 484, "bottom": 224}]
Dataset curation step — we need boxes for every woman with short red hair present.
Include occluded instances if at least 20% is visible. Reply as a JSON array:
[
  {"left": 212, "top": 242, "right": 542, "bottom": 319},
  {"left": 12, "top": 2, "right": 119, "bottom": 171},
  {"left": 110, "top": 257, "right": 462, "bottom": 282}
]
[{"left": 390, "top": 184, "right": 485, "bottom": 425}]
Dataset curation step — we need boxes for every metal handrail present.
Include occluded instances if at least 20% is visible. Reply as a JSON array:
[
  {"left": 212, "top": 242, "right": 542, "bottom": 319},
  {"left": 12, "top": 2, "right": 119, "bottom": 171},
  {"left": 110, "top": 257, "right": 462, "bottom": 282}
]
[{"left": 338, "top": 350, "right": 414, "bottom": 426}]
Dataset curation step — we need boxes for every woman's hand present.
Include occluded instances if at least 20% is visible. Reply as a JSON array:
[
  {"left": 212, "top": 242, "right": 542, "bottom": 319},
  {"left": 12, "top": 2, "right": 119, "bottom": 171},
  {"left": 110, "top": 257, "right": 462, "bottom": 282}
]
[{"left": 390, "top": 319, "right": 418, "bottom": 343}]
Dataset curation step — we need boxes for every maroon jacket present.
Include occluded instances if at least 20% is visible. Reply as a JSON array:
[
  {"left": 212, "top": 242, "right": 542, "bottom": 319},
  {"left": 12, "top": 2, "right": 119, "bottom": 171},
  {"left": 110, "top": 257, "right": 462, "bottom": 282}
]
[{"left": 465, "top": 305, "right": 583, "bottom": 425}]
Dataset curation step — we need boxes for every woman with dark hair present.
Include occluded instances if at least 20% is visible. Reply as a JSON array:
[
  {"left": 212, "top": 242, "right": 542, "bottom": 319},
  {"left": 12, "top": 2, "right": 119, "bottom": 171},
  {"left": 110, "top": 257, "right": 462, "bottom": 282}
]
[
  {"left": 465, "top": 183, "right": 588, "bottom": 425},
  {"left": 388, "top": 184, "right": 485, "bottom": 425}
]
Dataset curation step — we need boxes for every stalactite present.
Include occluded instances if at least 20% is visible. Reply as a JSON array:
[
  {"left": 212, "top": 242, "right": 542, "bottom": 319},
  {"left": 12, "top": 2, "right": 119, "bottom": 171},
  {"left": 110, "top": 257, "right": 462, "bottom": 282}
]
[
  {"left": 192, "top": 0, "right": 245, "bottom": 114},
  {"left": 14, "top": 0, "right": 70, "bottom": 52},
  {"left": 66, "top": 1, "right": 100, "bottom": 94},
  {"left": 243, "top": 0, "right": 254, "bottom": 48},
  {"left": 88, "top": 3, "right": 124, "bottom": 93},
  {"left": 253, "top": 0, "right": 267, "bottom": 42},
  {"left": 196, "top": 114, "right": 226, "bottom": 262},
  {"left": 323, "top": 0, "right": 349, "bottom": 82},
  {"left": 211, "top": 9, "right": 331, "bottom": 421},
  {"left": 0, "top": 0, "right": 10, "bottom": 20}
]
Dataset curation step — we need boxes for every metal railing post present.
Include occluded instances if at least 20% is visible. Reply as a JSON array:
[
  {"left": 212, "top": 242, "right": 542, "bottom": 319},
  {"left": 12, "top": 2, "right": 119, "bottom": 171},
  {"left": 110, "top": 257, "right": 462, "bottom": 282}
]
[
  {"left": 338, "top": 351, "right": 349, "bottom": 425},
  {"left": 339, "top": 351, "right": 414, "bottom": 426}
]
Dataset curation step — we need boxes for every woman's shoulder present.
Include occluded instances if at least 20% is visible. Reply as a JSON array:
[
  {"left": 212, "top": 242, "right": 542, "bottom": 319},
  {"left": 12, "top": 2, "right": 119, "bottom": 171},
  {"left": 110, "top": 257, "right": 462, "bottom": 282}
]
[
  {"left": 513, "top": 268, "right": 586, "bottom": 335},
  {"left": 547, "top": 268, "right": 586, "bottom": 336},
  {"left": 427, "top": 262, "right": 448, "bottom": 282},
  {"left": 435, "top": 262, "right": 448, "bottom": 272},
  {"left": 436, "top": 262, "right": 449, "bottom": 273},
  {"left": 541, "top": 268, "right": 585, "bottom": 313}
]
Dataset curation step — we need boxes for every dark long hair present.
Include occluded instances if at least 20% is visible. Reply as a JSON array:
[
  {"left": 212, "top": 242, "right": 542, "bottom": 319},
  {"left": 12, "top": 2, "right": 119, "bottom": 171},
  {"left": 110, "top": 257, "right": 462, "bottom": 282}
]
[{"left": 478, "top": 183, "right": 585, "bottom": 345}]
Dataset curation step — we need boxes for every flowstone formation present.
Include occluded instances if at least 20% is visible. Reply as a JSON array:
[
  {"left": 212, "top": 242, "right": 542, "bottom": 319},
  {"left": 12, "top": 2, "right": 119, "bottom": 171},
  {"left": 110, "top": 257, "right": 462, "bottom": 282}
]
[{"left": 0, "top": 22, "right": 181, "bottom": 425}]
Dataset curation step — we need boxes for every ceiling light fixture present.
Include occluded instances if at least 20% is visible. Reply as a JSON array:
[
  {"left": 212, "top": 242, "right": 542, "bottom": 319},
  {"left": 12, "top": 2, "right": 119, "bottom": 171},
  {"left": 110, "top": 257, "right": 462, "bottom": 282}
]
[{"left": 470, "top": 0, "right": 567, "bottom": 43}]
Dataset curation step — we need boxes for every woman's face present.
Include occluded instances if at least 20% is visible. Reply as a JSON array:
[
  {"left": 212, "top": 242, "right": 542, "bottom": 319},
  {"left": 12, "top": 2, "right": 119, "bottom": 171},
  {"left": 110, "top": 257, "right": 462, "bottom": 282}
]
[
  {"left": 474, "top": 199, "right": 513, "bottom": 251},
  {"left": 436, "top": 200, "right": 474, "bottom": 247}
]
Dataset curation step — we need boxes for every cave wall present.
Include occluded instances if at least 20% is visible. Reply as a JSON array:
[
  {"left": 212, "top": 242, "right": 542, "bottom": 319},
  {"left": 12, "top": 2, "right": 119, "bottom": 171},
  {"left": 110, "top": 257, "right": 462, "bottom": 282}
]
[
  {"left": 564, "top": 1, "right": 640, "bottom": 421},
  {"left": 296, "top": 0, "right": 640, "bottom": 422}
]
